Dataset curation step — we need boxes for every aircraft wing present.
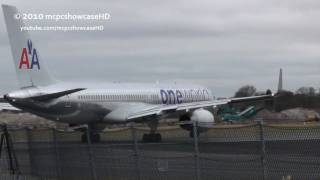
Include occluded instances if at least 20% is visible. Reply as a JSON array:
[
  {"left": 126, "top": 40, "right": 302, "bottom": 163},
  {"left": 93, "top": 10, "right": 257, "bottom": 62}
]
[
  {"left": 127, "top": 94, "right": 273, "bottom": 120},
  {"left": 227, "top": 94, "right": 273, "bottom": 104}
]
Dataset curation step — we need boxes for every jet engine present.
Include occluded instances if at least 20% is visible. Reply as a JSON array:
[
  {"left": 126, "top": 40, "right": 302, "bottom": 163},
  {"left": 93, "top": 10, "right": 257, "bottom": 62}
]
[{"left": 180, "top": 108, "right": 214, "bottom": 137}]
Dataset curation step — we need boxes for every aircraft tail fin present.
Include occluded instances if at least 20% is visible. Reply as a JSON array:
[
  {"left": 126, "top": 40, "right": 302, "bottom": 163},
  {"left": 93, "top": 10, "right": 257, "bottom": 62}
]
[{"left": 2, "top": 4, "right": 56, "bottom": 88}]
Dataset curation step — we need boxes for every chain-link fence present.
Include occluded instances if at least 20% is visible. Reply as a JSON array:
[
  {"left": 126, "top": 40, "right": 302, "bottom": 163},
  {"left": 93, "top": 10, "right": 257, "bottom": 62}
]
[{"left": 0, "top": 121, "right": 320, "bottom": 180}]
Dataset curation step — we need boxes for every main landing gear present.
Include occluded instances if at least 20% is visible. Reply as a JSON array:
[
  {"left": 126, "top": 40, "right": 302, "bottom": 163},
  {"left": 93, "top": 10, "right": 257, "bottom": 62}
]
[
  {"left": 80, "top": 124, "right": 101, "bottom": 143},
  {"left": 81, "top": 132, "right": 101, "bottom": 143},
  {"left": 142, "top": 133, "right": 162, "bottom": 142},
  {"left": 142, "top": 120, "right": 162, "bottom": 143},
  {"left": 180, "top": 123, "right": 200, "bottom": 138},
  {"left": 189, "top": 128, "right": 200, "bottom": 138}
]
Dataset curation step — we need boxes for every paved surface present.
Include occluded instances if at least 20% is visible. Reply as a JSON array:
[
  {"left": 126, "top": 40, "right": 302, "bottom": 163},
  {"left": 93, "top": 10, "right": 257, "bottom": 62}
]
[
  {"left": 2, "top": 139, "right": 317, "bottom": 180},
  {"left": 1, "top": 125, "right": 320, "bottom": 180}
]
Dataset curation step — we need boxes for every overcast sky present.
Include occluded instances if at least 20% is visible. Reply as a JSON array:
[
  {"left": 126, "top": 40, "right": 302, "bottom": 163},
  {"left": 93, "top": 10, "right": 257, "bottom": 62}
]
[{"left": 0, "top": 0, "right": 319, "bottom": 97}]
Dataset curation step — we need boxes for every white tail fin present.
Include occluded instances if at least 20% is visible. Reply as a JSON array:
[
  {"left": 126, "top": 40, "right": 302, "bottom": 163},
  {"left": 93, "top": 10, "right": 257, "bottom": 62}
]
[{"left": 2, "top": 5, "right": 55, "bottom": 88}]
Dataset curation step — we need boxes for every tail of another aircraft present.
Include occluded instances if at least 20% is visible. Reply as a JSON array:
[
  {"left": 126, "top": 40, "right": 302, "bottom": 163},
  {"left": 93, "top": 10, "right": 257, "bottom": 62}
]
[
  {"left": 2, "top": 5, "right": 55, "bottom": 88},
  {"left": 277, "top": 68, "right": 283, "bottom": 92}
]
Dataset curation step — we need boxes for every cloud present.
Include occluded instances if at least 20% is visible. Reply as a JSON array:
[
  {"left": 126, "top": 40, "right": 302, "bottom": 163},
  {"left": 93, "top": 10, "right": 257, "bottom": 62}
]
[{"left": 0, "top": 0, "right": 319, "bottom": 96}]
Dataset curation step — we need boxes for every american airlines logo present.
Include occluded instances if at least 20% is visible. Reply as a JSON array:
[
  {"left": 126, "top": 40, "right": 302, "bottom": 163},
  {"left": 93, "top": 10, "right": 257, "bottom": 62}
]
[{"left": 18, "top": 39, "right": 40, "bottom": 69}]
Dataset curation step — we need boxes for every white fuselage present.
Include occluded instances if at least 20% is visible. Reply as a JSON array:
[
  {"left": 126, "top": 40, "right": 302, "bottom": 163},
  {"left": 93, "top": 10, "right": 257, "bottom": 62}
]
[{"left": 7, "top": 82, "right": 214, "bottom": 124}]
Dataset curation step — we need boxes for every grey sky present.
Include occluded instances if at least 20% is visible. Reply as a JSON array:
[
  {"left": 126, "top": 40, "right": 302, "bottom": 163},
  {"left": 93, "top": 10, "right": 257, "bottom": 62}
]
[{"left": 0, "top": 0, "right": 319, "bottom": 97}]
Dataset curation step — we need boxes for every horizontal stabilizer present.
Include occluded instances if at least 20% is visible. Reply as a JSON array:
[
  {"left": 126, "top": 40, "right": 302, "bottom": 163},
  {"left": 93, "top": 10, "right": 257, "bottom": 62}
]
[
  {"left": 31, "top": 88, "right": 85, "bottom": 101},
  {"left": 0, "top": 102, "right": 21, "bottom": 111}
]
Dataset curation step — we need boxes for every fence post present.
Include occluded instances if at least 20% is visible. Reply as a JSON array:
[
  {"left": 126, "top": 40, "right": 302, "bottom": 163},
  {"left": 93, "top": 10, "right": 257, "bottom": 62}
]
[
  {"left": 0, "top": 125, "right": 19, "bottom": 175},
  {"left": 52, "top": 129, "right": 61, "bottom": 178},
  {"left": 130, "top": 123, "right": 141, "bottom": 180},
  {"left": 192, "top": 121, "right": 201, "bottom": 180},
  {"left": 86, "top": 126, "right": 97, "bottom": 180},
  {"left": 258, "top": 120, "right": 267, "bottom": 180},
  {"left": 26, "top": 128, "right": 36, "bottom": 176}
]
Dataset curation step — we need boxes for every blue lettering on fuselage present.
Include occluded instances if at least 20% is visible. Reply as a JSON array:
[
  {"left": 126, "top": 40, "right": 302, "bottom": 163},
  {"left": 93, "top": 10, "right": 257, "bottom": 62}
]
[
  {"left": 160, "top": 89, "right": 168, "bottom": 104},
  {"left": 167, "top": 90, "right": 175, "bottom": 104},
  {"left": 161, "top": 89, "right": 182, "bottom": 104},
  {"left": 160, "top": 89, "right": 209, "bottom": 104},
  {"left": 176, "top": 90, "right": 183, "bottom": 103}
]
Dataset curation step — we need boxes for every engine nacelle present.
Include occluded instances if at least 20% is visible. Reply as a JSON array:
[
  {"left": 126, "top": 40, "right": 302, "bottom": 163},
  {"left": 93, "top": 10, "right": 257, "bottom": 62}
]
[
  {"left": 180, "top": 109, "right": 214, "bottom": 132},
  {"left": 190, "top": 109, "right": 214, "bottom": 127}
]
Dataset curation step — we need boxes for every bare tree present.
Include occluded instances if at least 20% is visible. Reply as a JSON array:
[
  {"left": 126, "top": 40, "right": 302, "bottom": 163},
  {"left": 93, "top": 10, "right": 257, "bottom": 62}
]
[
  {"left": 296, "top": 87, "right": 316, "bottom": 96},
  {"left": 234, "top": 85, "right": 257, "bottom": 97}
]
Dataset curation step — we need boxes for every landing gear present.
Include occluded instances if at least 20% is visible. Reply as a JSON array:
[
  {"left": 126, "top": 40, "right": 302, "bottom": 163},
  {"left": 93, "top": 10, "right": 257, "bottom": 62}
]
[
  {"left": 80, "top": 123, "right": 105, "bottom": 143},
  {"left": 180, "top": 122, "right": 200, "bottom": 138},
  {"left": 81, "top": 132, "right": 101, "bottom": 143},
  {"left": 142, "top": 120, "right": 162, "bottom": 143},
  {"left": 189, "top": 128, "right": 200, "bottom": 138},
  {"left": 142, "top": 133, "right": 162, "bottom": 143}
]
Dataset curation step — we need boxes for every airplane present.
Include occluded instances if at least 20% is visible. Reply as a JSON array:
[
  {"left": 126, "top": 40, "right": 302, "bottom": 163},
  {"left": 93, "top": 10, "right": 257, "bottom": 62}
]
[{"left": 1, "top": 4, "right": 273, "bottom": 142}]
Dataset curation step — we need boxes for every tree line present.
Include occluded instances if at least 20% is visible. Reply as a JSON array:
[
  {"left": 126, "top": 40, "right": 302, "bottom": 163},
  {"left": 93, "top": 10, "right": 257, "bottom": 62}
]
[{"left": 234, "top": 85, "right": 320, "bottom": 112}]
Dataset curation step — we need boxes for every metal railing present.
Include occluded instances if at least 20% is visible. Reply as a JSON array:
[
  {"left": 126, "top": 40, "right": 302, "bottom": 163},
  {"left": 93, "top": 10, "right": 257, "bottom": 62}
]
[{"left": 0, "top": 120, "right": 320, "bottom": 180}]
